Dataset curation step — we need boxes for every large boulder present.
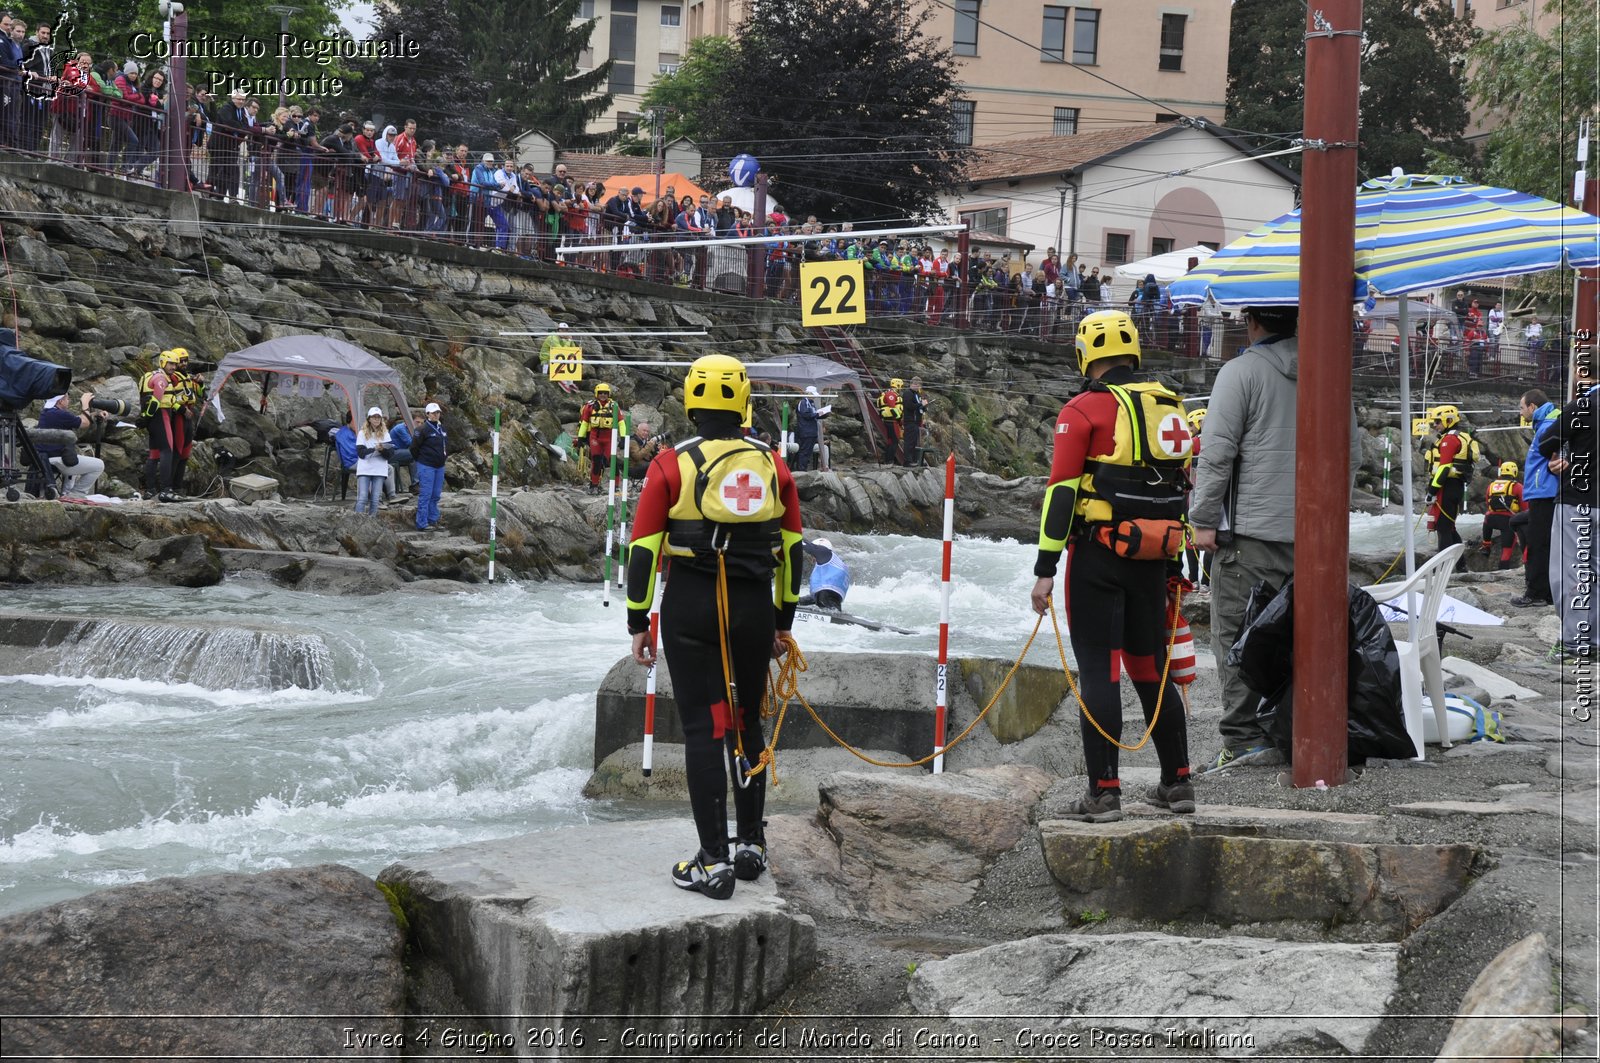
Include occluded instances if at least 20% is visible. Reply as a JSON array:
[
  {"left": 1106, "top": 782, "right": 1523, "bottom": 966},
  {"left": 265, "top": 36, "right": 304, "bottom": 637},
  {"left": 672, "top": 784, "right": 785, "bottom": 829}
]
[
  {"left": 0, "top": 865, "right": 405, "bottom": 1058},
  {"left": 767, "top": 765, "right": 1052, "bottom": 923},
  {"left": 1434, "top": 932, "right": 1560, "bottom": 1061}
]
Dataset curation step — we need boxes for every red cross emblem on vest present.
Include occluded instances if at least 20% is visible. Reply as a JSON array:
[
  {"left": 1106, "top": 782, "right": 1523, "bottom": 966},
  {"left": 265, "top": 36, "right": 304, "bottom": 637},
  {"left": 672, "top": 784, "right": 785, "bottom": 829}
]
[
  {"left": 722, "top": 471, "right": 765, "bottom": 513},
  {"left": 1158, "top": 413, "right": 1192, "bottom": 457}
]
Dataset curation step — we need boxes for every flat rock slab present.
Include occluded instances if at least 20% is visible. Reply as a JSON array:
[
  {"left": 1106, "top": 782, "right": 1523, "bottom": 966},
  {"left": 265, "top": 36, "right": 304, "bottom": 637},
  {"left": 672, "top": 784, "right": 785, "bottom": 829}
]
[
  {"left": 1394, "top": 788, "right": 1598, "bottom": 826},
  {"left": 909, "top": 931, "right": 1399, "bottom": 1056},
  {"left": 1040, "top": 818, "right": 1476, "bottom": 937},
  {"left": 380, "top": 821, "right": 815, "bottom": 1058},
  {"left": 1439, "top": 656, "right": 1541, "bottom": 700},
  {"left": 1123, "top": 802, "right": 1397, "bottom": 843},
  {"left": 0, "top": 864, "right": 404, "bottom": 1058}
]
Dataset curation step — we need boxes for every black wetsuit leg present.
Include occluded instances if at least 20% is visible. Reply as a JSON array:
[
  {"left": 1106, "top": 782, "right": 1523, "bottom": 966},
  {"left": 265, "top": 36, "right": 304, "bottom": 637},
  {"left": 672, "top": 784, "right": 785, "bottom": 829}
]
[{"left": 660, "top": 563, "right": 774, "bottom": 857}]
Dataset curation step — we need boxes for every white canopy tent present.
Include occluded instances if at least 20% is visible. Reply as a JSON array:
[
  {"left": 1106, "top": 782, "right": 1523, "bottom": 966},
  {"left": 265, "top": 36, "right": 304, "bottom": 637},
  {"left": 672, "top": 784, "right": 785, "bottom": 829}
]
[
  {"left": 707, "top": 186, "right": 790, "bottom": 219},
  {"left": 1113, "top": 245, "right": 1217, "bottom": 284}
]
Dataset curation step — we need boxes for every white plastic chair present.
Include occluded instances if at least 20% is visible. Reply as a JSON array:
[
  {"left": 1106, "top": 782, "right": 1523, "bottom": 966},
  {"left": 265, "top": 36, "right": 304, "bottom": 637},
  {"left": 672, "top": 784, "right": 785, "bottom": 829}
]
[{"left": 1361, "top": 543, "right": 1465, "bottom": 759}]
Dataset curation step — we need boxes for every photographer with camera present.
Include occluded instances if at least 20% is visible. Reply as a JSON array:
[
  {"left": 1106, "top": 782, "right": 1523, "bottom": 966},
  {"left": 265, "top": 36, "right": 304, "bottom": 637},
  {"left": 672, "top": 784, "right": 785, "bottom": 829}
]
[{"left": 36, "top": 392, "right": 109, "bottom": 497}]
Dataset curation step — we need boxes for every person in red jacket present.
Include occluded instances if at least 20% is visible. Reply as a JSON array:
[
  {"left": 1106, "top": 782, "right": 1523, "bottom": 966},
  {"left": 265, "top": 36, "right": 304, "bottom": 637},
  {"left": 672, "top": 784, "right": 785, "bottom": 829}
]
[
  {"left": 1030, "top": 310, "right": 1196, "bottom": 822},
  {"left": 1481, "top": 461, "right": 1524, "bottom": 569},
  {"left": 626, "top": 354, "right": 804, "bottom": 900},
  {"left": 577, "top": 382, "right": 619, "bottom": 492}
]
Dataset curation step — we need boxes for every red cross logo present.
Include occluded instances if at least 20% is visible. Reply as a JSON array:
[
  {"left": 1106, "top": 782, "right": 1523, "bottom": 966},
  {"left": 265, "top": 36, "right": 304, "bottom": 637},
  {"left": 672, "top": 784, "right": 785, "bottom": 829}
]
[
  {"left": 722, "top": 471, "right": 765, "bottom": 513},
  {"left": 1158, "top": 414, "right": 1192, "bottom": 456}
]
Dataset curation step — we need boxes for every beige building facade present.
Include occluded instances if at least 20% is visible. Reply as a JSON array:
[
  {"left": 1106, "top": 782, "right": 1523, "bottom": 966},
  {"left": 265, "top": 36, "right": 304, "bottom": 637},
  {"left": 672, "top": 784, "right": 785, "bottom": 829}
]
[
  {"left": 575, "top": 0, "right": 688, "bottom": 134},
  {"left": 679, "top": 0, "right": 1230, "bottom": 145}
]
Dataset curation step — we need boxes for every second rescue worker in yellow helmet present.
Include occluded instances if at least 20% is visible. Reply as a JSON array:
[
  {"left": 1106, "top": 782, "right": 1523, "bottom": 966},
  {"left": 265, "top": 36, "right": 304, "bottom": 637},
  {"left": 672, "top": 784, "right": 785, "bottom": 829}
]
[
  {"left": 578, "top": 381, "right": 619, "bottom": 493},
  {"left": 1481, "top": 460, "right": 1523, "bottom": 569},
  {"left": 1029, "top": 309, "right": 1196, "bottom": 823},
  {"left": 626, "top": 354, "right": 805, "bottom": 901},
  {"left": 138, "top": 347, "right": 199, "bottom": 502},
  {"left": 877, "top": 377, "right": 904, "bottom": 463}
]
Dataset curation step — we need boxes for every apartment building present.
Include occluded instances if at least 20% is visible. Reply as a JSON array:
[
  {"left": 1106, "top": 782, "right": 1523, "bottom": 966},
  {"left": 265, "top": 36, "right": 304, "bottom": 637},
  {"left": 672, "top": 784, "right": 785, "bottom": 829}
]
[
  {"left": 1454, "top": 0, "right": 1561, "bottom": 142},
  {"left": 680, "top": 0, "right": 1230, "bottom": 146},
  {"left": 575, "top": 0, "right": 688, "bottom": 134}
]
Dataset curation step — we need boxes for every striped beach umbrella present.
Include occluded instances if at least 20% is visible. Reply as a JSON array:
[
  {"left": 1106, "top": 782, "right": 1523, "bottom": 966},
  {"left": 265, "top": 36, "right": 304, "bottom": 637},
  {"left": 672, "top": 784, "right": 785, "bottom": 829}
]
[{"left": 1170, "top": 172, "right": 1600, "bottom": 307}]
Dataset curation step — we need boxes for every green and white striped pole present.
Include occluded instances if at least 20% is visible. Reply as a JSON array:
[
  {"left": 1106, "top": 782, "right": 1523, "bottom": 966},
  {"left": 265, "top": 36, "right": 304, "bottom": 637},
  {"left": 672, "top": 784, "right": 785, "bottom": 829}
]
[
  {"left": 617, "top": 416, "right": 633, "bottom": 587},
  {"left": 488, "top": 409, "right": 501, "bottom": 581},
  {"left": 601, "top": 423, "right": 620, "bottom": 607},
  {"left": 780, "top": 402, "right": 790, "bottom": 463}
]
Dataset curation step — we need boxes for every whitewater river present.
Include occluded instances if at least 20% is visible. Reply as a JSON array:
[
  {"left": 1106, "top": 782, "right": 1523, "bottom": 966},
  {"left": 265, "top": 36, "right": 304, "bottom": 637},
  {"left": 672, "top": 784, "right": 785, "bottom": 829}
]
[{"left": 0, "top": 513, "right": 1466, "bottom": 917}]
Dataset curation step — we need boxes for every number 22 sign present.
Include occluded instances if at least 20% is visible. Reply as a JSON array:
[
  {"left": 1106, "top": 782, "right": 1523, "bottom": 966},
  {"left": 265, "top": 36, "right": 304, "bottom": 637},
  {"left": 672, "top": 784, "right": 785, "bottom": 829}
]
[{"left": 800, "top": 260, "right": 867, "bottom": 326}]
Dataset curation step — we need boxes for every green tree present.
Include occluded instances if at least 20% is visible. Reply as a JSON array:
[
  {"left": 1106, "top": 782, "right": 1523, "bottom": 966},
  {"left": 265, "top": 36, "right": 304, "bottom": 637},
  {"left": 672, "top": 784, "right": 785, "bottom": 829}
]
[
  {"left": 343, "top": 0, "right": 498, "bottom": 147},
  {"left": 1469, "top": 0, "right": 1597, "bottom": 204},
  {"left": 1227, "top": 0, "right": 1476, "bottom": 176},
  {"left": 70, "top": 0, "right": 350, "bottom": 96},
  {"left": 451, "top": 0, "right": 612, "bottom": 146},
  {"left": 614, "top": 35, "right": 735, "bottom": 157},
  {"left": 704, "top": 0, "right": 963, "bottom": 222}
]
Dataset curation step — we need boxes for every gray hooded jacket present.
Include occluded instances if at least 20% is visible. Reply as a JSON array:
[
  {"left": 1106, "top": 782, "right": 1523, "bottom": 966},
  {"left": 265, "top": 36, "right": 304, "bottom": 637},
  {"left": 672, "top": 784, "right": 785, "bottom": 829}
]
[{"left": 1189, "top": 335, "right": 1360, "bottom": 543}]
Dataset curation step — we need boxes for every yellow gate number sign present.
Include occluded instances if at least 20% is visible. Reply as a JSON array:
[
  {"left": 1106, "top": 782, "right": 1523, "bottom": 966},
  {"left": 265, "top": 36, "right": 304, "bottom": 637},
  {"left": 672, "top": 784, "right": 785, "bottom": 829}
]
[
  {"left": 1411, "top": 417, "right": 1432, "bottom": 438},
  {"left": 800, "top": 260, "right": 867, "bottom": 326},
  {"left": 547, "top": 344, "right": 583, "bottom": 382}
]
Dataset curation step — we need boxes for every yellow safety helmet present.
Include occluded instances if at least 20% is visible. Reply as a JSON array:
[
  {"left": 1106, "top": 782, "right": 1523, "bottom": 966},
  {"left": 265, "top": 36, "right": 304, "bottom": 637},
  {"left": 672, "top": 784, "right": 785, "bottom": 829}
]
[
  {"left": 1432, "top": 404, "right": 1461, "bottom": 429},
  {"left": 1498, "top": 461, "right": 1518, "bottom": 478},
  {"left": 683, "top": 354, "right": 750, "bottom": 416},
  {"left": 1075, "top": 309, "right": 1141, "bottom": 375},
  {"left": 593, "top": 382, "right": 611, "bottom": 395},
  {"left": 1187, "top": 407, "right": 1207, "bottom": 431},
  {"left": 158, "top": 347, "right": 190, "bottom": 368},
  {"left": 890, "top": 378, "right": 904, "bottom": 389}
]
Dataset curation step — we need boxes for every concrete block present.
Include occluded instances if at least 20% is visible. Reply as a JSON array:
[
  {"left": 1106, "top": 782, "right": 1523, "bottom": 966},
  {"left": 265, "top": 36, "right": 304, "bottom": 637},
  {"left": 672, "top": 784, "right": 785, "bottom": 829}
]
[{"left": 380, "top": 822, "right": 815, "bottom": 1059}]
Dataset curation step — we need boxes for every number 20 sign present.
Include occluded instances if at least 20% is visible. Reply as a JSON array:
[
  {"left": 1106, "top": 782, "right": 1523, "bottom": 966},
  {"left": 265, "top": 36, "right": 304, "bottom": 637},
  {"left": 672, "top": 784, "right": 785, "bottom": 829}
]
[{"left": 800, "top": 260, "right": 867, "bottom": 326}]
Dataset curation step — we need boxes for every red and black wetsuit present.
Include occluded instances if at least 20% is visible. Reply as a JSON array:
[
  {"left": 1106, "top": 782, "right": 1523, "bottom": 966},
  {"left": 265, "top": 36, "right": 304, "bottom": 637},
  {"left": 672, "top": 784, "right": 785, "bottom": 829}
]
[
  {"left": 626, "top": 425, "right": 804, "bottom": 863},
  {"left": 1035, "top": 365, "right": 1191, "bottom": 798}
]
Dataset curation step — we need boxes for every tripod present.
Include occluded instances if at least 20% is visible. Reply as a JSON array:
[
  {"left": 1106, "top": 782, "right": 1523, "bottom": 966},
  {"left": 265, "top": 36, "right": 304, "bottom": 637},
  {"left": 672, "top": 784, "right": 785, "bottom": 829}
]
[{"left": 0, "top": 409, "right": 56, "bottom": 501}]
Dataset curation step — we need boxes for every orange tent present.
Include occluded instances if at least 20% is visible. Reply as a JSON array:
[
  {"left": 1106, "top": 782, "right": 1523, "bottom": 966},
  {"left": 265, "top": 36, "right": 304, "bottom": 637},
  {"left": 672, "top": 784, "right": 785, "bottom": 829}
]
[{"left": 599, "top": 171, "right": 712, "bottom": 205}]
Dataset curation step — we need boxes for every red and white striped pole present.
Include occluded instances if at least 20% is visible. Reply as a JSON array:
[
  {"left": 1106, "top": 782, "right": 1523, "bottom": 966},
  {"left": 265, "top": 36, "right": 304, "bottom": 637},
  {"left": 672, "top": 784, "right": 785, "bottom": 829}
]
[
  {"left": 933, "top": 453, "right": 956, "bottom": 773},
  {"left": 642, "top": 602, "right": 660, "bottom": 777}
]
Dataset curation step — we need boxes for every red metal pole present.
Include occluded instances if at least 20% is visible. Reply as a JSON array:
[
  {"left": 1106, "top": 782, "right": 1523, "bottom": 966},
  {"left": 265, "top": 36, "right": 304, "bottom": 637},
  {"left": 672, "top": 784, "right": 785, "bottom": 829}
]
[
  {"left": 1292, "top": 0, "right": 1362, "bottom": 789},
  {"left": 747, "top": 172, "right": 768, "bottom": 299}
]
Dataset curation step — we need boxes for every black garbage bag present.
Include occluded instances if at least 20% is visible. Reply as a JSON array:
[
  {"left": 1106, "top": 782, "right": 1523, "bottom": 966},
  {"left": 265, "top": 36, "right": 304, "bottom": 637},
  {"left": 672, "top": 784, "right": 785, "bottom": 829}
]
[{"left": 1226, "top": 578, "right": 1412, "bottom": 765}]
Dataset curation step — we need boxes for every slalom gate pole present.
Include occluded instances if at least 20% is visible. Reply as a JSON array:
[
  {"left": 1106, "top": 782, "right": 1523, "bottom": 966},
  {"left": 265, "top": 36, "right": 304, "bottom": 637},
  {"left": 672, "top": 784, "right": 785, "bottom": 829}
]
[
  {"left": 642, "top": 603, "right": 660, "bottom": 777},
  {"left": 933, "top": 453, "right": 956, "bottom": 773},
  {"left": 601, "top": 425, "right": 619, "bottom": 607},
  {"left": 618, "top": 417, "right": 633, "bottom": 580},
  {"left": 1381, "top": 433, "right": 1391, "bottom": 509},
  {"left": 488, "top": 410, "right": 501, "bottom": 581},
  {"left": 780, "top": 402, "right": 790, "bottom": 462}
]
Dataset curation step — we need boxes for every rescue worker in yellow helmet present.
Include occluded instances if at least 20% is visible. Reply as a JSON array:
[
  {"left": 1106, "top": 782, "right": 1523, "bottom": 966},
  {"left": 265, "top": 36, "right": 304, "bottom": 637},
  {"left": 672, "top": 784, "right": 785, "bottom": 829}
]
[
  {"left": 1428, "top": 403, "right": 1480, "bottom": 553},
  {"left": 137, "top": 347, "right": 198, "bottom": 502},
  {"left": 1481, "top": 460, "right": 1524, "bottom": 570},
  {"left": 626, "top": 354, "right": 805, "bottom": 900},
  {"left": 577, "top": 381, "right": 619, "bottom": 493},
  {"left": 877, "top": 377, "right": 904, "bottom": 463},
  {"left": 1030, "top": 309, "right": 1196, "bottom": 822}
]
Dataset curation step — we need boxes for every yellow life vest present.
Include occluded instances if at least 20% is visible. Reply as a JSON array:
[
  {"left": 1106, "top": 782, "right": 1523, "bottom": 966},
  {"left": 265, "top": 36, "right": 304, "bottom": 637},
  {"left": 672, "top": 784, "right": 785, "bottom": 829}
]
[
  {"left": 586, "top": 399, "right": 617, "bottom": 432},
  {"left": 878, "top": 389, "right": 902, "bottom": 420},
  {"left": 1077, "top": 380, "right": 1194, "bottom": 525},
  {"left": 665, "top": 435, "right": 785, "bottom": 560},
  {"left": 139, "top": 369, "right": 187, "bottom": 416},
  {"left": 1486, "top": 478, "right": 1521, "bottom": 514},
  {"left": 1450, "top": 429, "right": 1480, "bottom": 476}
]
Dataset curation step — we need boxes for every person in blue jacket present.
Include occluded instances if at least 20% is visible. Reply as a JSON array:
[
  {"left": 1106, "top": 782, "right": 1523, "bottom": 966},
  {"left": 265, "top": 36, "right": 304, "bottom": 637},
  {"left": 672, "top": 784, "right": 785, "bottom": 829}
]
[
  {"left": 385, "top": 413, "right": 415, "bottom": 500},
  {"left": 333, "top": 415, "right": 358, "bottom": 500},
  {"left": 411, "top": 401, "right": 448, "bottom": 530},
  {"left": 801, "top": 538, "right": 850, "bottom": 610},
  {"left": 1512, "top": 388, "right": 1560, "bottom": 607},
  {"left": 794, "top": 385, "right": 828, "bottom": 472}
]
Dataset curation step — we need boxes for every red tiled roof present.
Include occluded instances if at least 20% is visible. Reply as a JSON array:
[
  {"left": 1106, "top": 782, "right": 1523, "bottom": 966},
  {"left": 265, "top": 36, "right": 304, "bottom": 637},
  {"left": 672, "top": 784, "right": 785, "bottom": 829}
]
[
  {"left": 555, "top": 152, "right": 627, "bottom": 184},
  {"left": 962, "top": 124, "right": 1176, "bottom": 184}
]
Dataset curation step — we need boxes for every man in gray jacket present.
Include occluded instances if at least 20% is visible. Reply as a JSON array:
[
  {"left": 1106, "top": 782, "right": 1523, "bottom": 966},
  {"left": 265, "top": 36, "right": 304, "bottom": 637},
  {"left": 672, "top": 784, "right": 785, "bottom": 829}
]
[{"left": 1189, "top": 305, "right": 1362, "bottom": 771}]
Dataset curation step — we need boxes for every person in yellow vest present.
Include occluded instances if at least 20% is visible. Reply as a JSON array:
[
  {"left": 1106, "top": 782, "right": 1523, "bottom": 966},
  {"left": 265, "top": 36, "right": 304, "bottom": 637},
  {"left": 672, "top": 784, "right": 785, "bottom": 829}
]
[
  {"left": 1481, "top": 460, "right": 1524, "bottom": 569},
  {"left": 538, "top": 322, "right": 580, "bottom": 394},
  {"left": 877, "top": 377, "right": 903, "bottom": 463},
  {"left": 138, "top": 347, "right": 199, "bottom": 501},
  {"left": 1427, "top": 404, "right": 1480, "bottom": 552},
  {"left": 626, "top": 354, "right": 805, "bottom": 899},
  {"left": 1030, "top": 309, "right": 1196, "bottom": 822},
  {"left": 577, "top": 381, "right": 619, "bottom": 493}
]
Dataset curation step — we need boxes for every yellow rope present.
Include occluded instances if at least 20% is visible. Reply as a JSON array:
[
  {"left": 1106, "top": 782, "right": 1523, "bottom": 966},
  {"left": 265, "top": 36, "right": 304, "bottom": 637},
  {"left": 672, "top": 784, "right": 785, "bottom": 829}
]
[
  {"left": 1371, "top": 510, "right": 1432, "bottom": 584},
  {"left": 741, "top": 581, "right": 1187, "bottom": 773}
]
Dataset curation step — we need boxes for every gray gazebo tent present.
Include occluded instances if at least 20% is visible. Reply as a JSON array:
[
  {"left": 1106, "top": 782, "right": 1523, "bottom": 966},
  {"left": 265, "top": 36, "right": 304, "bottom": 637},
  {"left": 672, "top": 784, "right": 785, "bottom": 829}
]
[{"left": 205, "top": 336, "right": 413, "bottom": 427}]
